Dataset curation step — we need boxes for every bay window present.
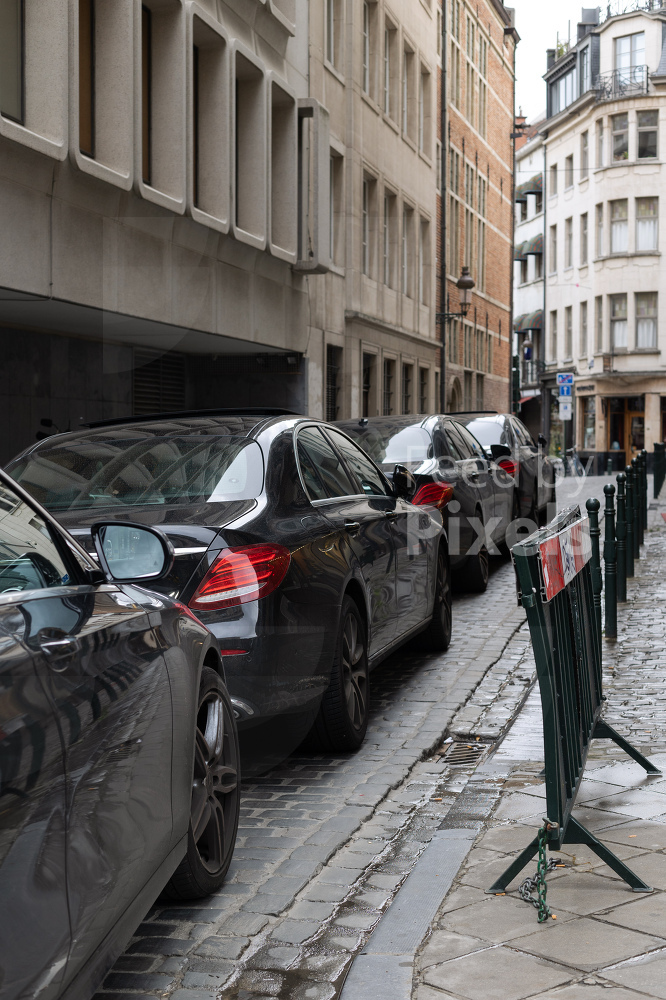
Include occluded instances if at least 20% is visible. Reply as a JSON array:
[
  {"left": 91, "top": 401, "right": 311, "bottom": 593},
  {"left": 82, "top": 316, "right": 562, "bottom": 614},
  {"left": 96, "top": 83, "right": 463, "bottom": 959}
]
[
  {"left": 636, "top": 292, "right": 657, "bottom": 349},
  {"left": 636, "top": 197, "right": 658, "bottom": 252}
]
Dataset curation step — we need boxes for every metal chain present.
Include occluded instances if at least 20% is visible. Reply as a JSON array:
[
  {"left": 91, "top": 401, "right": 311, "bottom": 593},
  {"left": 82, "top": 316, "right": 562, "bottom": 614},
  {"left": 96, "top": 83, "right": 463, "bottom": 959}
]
[{"left": 518, "top": 823, "right": 560, "bottom": 923}]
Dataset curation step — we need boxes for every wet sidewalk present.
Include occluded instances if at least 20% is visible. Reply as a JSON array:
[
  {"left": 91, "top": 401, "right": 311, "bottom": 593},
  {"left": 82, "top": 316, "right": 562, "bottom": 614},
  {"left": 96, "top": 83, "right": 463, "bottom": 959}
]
[{"left": 409, "top": 483, "right": 666, "bottom": 1000}]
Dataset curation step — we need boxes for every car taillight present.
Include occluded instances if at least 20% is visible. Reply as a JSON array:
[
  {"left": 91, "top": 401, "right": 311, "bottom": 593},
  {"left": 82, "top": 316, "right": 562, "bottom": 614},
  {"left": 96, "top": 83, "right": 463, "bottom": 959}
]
[
  {"left": 498, "top": 458, "right": 519, "bottom": 479},
  {"left": 412, "top": 482, "right": 454, "bottom": 509},
  {"left": 188, "top": 544, "right": 291, "bottom": 612}
]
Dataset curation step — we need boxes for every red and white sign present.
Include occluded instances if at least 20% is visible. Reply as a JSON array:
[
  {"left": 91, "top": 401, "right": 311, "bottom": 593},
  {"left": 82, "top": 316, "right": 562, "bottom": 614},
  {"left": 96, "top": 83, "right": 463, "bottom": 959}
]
[{"left": 538, "top": 517, "right": 592, "bottom": 602}]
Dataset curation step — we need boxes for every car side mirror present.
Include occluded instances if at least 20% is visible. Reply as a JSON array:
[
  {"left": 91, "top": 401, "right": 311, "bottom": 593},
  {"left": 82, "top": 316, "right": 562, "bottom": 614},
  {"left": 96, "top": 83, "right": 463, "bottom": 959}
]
[
  {"left": 538, "top": 434, "right": 548, "bottom": 448},
  {"left": 490, "top": 444, "right": 512, "bottom": 461},
  {"left": 91, "top": 522, "right": 174, "bottom": 583},
  {"left": 393, "top": 465, "right": 417, "bottom": 499}
]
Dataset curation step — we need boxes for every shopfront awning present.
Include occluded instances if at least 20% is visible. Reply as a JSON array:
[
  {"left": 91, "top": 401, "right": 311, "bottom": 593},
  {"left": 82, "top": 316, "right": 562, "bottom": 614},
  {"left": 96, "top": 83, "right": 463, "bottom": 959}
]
[
  {"left": 514, "top": 309, "right": 544, "bottom": 332},
  {"left": 514, "top": 242, "right": 528, "bottom": 261},
  {"left": 515, "top": 174, "right": 543, "bottom": 202},
  {"left": 525, "top": 233, "right": 543, "bottom": 255}
]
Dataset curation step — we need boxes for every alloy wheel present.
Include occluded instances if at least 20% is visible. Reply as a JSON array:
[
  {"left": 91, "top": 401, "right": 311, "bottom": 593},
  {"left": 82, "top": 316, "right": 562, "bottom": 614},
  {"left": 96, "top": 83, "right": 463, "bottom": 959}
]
[
  {"left": 191, "top": 688, "right": 239, "bottom": 875},
  {"left": 341, "top": 611, "right": 367, "bottom": 733}
]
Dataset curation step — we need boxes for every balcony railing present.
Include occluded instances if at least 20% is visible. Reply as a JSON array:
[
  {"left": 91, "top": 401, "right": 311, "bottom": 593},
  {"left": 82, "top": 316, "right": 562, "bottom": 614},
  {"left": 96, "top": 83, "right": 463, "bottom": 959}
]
[
  {"left": 600, "top": 0, "right": 665, "bottom": 21},
  {"left": 521, "top": 359, "right": 545, "bottom": 386},
  {"left": 595, "top": 66, "right": 648, "bottom": 102}
]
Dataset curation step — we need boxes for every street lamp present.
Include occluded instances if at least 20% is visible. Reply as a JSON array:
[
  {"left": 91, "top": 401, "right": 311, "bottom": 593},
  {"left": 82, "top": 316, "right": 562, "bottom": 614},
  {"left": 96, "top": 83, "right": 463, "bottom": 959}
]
[{"left": 437, "top": 266, "right": 476, "bottom": 412}]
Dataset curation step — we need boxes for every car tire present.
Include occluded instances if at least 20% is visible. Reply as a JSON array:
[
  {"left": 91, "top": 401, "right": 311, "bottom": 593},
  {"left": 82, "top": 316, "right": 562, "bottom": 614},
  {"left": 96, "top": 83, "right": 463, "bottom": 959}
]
[
  {"left": 162, "top": 667, "right": 240, "bottom": 900},
  {"left": 413, "top": 546, "right": 452, "bottom": 652},
  {"left": 458, "top": 516, "right": 489, "bottom": 593},
  {"left": 310, "top": 595, "right": 369, "bottom": 753}
]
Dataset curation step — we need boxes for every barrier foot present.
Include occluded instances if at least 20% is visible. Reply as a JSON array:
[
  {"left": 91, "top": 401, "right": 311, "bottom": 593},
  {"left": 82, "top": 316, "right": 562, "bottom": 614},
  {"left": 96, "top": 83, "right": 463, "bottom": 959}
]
[
  {"left": 564, "top": 817, "right": 652, "bottom": 892},
  {"left": 485, "top": 835, "right": 540, "bottom": 893},
  {"left": 593, "top": 720, "right": 662, "bottom": 774}
]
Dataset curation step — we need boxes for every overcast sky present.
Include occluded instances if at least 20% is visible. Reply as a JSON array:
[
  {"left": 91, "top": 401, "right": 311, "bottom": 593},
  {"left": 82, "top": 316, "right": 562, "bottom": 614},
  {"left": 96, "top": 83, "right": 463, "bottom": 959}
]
[{"left": 512, "top": 0, "right": 588, "bottom": 122}]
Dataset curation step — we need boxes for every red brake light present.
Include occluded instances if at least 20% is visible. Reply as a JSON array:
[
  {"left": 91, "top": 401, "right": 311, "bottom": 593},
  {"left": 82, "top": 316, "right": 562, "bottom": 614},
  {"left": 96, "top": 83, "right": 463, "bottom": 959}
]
[
  {"left": 189, "top": 544, "right": 291, "bottom": 612},
  {"left": 412, "top": 482, "right": 454, "bottom": 510},
  {"left": 498, "top": 458, "right": 519, "bottom": 479}
]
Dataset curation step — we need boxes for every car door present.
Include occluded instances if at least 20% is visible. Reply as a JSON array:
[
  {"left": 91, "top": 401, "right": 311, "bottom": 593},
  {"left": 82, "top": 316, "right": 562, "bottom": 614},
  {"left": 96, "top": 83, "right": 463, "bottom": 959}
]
[
  {"left": 325, "top": 428, "right": 432, "bottom": 638},
  {"left": 511, "top": 417, "right": 539, "bottom": 515},
  {"left": 296, "top": 426, "right": 397, "bottom": 655},
  {"left": 0, "top": 478, "right": 174, "bottom": 988},
  {"left": 447, "top": 421, "right": 499, "bottom": 549},
  {"left": 0, "top": 482, "right": 72, "bottom": 1000}
]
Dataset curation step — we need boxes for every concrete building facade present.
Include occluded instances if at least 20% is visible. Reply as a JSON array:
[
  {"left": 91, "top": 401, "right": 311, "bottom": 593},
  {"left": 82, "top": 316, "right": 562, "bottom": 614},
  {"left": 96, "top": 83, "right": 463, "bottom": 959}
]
[
  {"left": 441, "top": 0, "right": 517, "bottom": 414},
  {"left": 0, "top": 0, "right": 325, "bottom": 464},
  {"left": 307, "top": 0, "right": 442, "bottom": 422},
  {"left": 541, "top": 2, "right": 666, "bottom": 471}
]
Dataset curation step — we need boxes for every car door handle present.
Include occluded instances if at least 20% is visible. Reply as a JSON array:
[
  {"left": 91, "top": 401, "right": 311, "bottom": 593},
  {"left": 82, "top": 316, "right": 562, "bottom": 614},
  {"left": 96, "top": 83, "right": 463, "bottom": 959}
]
[
  {"left": 40, "top": 635, "right": 82, "bottom": 660},
  {"left": 344, "top": 521, "right": 361, "bottom": 534},
  {"left": 384, "top": 511, "right": 398, "bottom": 520}
]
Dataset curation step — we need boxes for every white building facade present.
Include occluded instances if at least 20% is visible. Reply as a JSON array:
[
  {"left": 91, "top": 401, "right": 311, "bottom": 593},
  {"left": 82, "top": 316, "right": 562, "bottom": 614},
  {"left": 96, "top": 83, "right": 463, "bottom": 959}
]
[
  {"left": 513, "top": 127, "right": 545, "bottom": 441},
  {"left": 542, "top": 2, "right": 666, "bottom": 471}
]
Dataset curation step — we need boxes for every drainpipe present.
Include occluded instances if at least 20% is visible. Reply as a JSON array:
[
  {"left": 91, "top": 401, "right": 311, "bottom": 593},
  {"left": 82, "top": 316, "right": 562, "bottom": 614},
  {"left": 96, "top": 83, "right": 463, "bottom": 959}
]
[{"left": 439, "top": 0, "right": 448, "bottom": 413}]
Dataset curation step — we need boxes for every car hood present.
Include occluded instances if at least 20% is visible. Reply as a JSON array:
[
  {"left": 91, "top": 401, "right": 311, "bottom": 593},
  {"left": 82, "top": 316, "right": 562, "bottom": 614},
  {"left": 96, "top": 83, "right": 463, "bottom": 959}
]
[{"left": 55, "top": 499, "right": 257, "bottom": 599}]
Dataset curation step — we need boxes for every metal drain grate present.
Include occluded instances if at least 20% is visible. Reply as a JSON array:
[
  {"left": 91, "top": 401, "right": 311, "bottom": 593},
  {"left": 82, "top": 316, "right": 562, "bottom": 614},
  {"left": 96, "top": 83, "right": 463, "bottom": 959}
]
[{"left": 438, "top": 741, "right": 491, "bottom": 767}]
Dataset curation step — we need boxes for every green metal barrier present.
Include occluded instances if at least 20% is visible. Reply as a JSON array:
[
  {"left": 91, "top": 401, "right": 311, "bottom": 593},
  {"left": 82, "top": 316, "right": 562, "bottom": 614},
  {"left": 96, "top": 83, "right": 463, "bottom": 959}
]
[
  {"left": 655, "top": 442, "right": 666, "bottom": 499},
  {"left": 488, "top": 503, "right": 661, "bottom": 895},
  {"left": 603, "top": 484, "right": 617, "bottom": 639},
  {"left": 630, "top": 459, "right": 641, "bottom": 558},
  {"left": 641, "top": 449, "right": 648, "bottom": 537},
  {"left": 625, "top": 467, "right": 635, "bottom": 578},
  {"left": 615, "top": 473, "right": 627, "bottom": 603}
]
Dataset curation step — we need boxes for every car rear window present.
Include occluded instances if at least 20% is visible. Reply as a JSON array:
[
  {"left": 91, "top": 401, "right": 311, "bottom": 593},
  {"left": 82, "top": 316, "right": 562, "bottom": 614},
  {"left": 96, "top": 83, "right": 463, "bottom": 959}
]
[
  {"left": 340, "top": 424, "right": 432, "bottom": 467},
  {"left": 7, "top": 433, "right": 265, "bottom": 510},
  {"left": 460, "top": 419, "right": 506, "bottom": 448}
]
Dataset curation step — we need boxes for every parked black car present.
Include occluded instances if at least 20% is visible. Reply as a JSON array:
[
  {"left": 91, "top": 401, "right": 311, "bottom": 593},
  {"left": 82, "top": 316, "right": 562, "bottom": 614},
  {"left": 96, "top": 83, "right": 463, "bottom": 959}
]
[
  {"left": 335, "top": 414, "right": 515, "bottom": 592},
  {"left": 6, "top": 410, "right": 450, "bottom": 754},
  {"left": 0, "top": 468, "right": 240, "bottom": 1000},
  {"left": 454, "top": 412, "right": 556, "bottom": 525}
]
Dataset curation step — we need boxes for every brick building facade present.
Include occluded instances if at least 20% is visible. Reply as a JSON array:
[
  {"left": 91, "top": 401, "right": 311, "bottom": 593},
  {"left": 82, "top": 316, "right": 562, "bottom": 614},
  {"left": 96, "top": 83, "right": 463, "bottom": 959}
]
[{"left": 438, "top": 0, "right": 518, "bottom": 413}]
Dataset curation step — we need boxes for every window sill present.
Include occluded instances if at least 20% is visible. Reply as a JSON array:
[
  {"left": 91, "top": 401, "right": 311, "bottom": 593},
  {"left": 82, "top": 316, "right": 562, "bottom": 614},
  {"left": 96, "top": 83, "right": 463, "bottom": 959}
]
[
  {"left": 361, "top": 91, "right": 381, "bottom": 115},
  {"left": 402, "top": 133, "right": 418, "bottom": 152},
  {"left": 595, "top": 251, "right": 661, "bottom": 261},
  {"left": 579, "top": 175, "right": 590, "bottom": 184},
  {"left": 564, "top": 265, "right": 574, "bottom": 272},
  {"left": 633, "top": 347, "right": 661, "bottom": 354},
  {"left": 383, "top": 113, "right": 400, "bottom": 134},
  {"left": 324, "top": 60, "right": 346, "bottom": 86},
  {"left": 594, "top": 159, "right": 662, "bottom": 173},
  {"left": 329, "top": 263, "right": 345, "bottom": 277}
]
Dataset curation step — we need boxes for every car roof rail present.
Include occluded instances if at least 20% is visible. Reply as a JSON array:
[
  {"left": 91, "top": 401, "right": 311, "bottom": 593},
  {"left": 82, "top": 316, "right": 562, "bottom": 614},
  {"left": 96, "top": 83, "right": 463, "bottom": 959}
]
[
  {"left": 451, "top": 410, "right": 499, "bottom": 416},
  {"left": 84, "top": 407, "right": 302, "bottom": 428}
]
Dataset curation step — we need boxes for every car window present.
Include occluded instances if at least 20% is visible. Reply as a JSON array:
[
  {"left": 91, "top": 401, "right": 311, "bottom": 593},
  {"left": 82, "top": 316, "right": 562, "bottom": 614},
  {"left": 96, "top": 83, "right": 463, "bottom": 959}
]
[
  {"left": 461, "top": 418, "right": 506, "bottom": 448},
  {"left": 325, "top": 429, "right": 393, "bottom": 498},
  {"left": 432, "top": 423, "right": 454, "bottom": 459},
  {"left": 441, "top": 426, "right": 464, "bottom": 460},
  {"left": 455, "top": 423, "right": 486, "bottom": 459},
  {"left": 513, "top": 419, "right": 534, "bottom": 447},
  {"left": 446, "top": 423, "right": 474, "bottom": 459},
  {"left": 297, "top": 427, "right": 357, "bottom": 501},
  {"left": 0, "top": 480, "right": 72, "bottom": 595}
]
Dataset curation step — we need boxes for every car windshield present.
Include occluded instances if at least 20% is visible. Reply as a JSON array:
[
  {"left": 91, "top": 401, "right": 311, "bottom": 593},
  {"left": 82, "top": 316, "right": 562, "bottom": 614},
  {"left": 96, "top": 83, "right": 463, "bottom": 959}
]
[
  {"left": 340, "top": 424, "right": 432, "bottom": 467},
  {"left": 460, "top": 419, "right": 504, "bottom": 448},
  {"left": 7, "top": 433, "right": 264, "bottom": 510}
]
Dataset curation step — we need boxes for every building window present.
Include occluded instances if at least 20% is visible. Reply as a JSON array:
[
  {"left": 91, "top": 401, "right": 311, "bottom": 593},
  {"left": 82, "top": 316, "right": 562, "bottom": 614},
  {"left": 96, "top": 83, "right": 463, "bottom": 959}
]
[
  {"left": 580, "top": 45, "right": 590, "bottom": 93},
  {"left": 326, "top": 0, "right": 342, "bottom": 68},
  {"left": 449, "top": 195, "right": 460, "bottom": 276},
  {"left": 402, "top": 206, "right": 413, "bottom": 295},
  {"left": 614, "top": 31, "right": 645, "bottom": 84},
  {"left": 326, "top": 345, "right": 342, "bottom": 421},
  {"left": 535, "top": 190, "right": 543, "bottom": 214},
  {"left": 636, "top": 196, "right": 658, "bottom": 252},
  {"left": 580, "top": 301, "right": 588, "bottom": 356},
  {"left": 595, "top": 203, "right": 604, "bottom": 256},
  {"left": 330, "top": 153, "right": 343, "bottom": 264},
  {"left": 565, "top": 305, "right": 573, "bottom": 358},
  {"left": 362, "top": 178, "right": 370, "bottom": 275},
  {"left": 583, "top": 396, "right": 596, "bottom": 449},
  {"left": 636, "top": 292, "right": 657, "bottom": 349},
  {"left": 638, "top": 110, "right": 658, "bottom": 160},
  {"left": 362, "top": 353, "right": 375, "bottom": 417},
  {"left": 610, "top": 293, "right": 628, "bottom": 349},
  {"left": 0, "top": 0, "right": 23, "bottom": 123},
  {"left": 550, "top": 66, "right": 576, "bottom": 115},
  {"left": 549, "top": 224, "right": 557, "bottom": 273},
  {"left": 519, "top": 200, "right": 527, "bottom": 223},
  {"left": 535, "top": 251, "right": 543, "bottom": 278},
  {"left": 383, "top": 191, "right": 396, "bottom": 286},
  {"left": 419, "top": 218, "right": 430, "bottom": 304},
  {"left": 401, "top": 364, "right": 412, "bottom": 414},
  {"left": 383, "top": 359, "right": 395, "bottom": 415},
  {"left": 580, "top": 212, "right": 588, "bottom": 265},
  {"left": 581, "top": 131, "right": 588, "bottom": 179},
  {"left": 595, "top": 296, "right": 603, "bottom": 351},
  {"left": 596, "top": 119, "right": 603, "bottom": 167},
  {"left": 362, "top": 1, "right": 370, "bottom": 93},
  {"left": 419, "top": 368, "right": 428, "bottom": 411},
  {"left": 464, "top": 324, "right": 473, "bottom": 368},
  {"left": 141, "top": 5, "right": 152, "bottom": 184},
  {"left": 550, "top": 310, "right": 558, "bottom": 361},
  {"left": 611, "top": 113, "right": 628, "bottom": 162},
  {"left": 402, "top": 46, "right": 413, "bottom": 137},
  {"left": 79, "top": 0, "right": 95, "bottom": 157},
  {"left": 520, "top": 258, "right": 528, "bottom": 284},
  {"left": 565, "top": 217, "right": 573, "bottom": 268},
  {"left": 419, "top": 68, "right": 431, "bottom": 153},
  {"left": 610, "top": 199, "right": 628, "bottom": 254},
  {"left": 549, "top": 163, "right": 557, "bottom": 195},
  {"left": 565, "top": 155, "right": 574, "bottom": 189},
  {"left": 384, "top": 21, "right": 397, "bottom": 117}
]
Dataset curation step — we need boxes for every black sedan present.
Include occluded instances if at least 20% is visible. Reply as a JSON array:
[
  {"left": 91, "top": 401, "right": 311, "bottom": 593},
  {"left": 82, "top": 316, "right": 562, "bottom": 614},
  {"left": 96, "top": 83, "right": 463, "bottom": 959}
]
[
  {"left": 0, "top": 468, "right": 240, "bottom": 1000},
  {"left": 6, "top": 410, "right": 450, "bottom": 754},
  {"left": 454, "top": 412, "right": 556, "bottom": 525},
  {"left": 335, "top": 415, "right": 516, "bottom": 592}
]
